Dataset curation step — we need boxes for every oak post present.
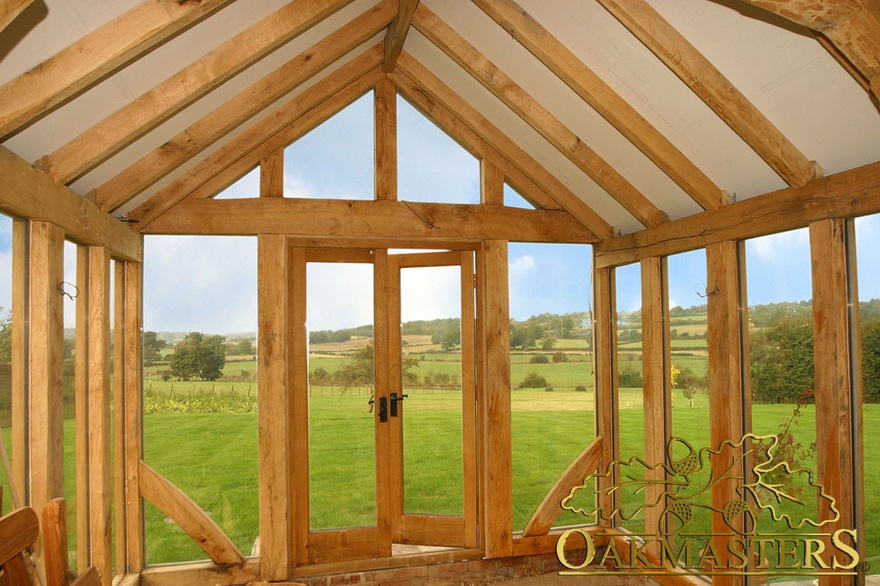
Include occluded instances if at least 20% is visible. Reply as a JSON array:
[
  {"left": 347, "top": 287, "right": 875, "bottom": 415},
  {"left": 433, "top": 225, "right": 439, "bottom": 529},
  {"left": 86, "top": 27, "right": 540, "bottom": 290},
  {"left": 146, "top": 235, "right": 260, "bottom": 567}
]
[
  {"left": 258, "top": 234, "right": 290, "bottom": 579},
  {"left": 28, "top": 221, "right": 65, "bottom": 572},
  {"left": 640, "top": 256, "right": 670, "bottom": 546},
  {"left": 706, "top": 240, "right": 747, "bottom": 586},
  {"left": 123, "top": 261, "right": 144, "bottom": 572},
  {"left": 480, "top": 240, "right": 512, "bottom": 557},
  {"left": 74, "top": 245, "right": 91, "bottom": 570},
  {"left": 375, "top": 75, "right": 397, "bottom": 201},
  {"left": 810, "top": 219, "right": 861, "bottom": 586},
  {"left": 593, "top": 263, "right": 618, "bottom": 535}
]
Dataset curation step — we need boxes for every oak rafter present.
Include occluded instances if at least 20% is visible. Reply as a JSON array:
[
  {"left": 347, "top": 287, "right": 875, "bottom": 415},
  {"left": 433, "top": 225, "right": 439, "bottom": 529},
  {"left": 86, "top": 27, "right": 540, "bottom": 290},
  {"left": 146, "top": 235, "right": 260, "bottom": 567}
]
[
  {"left": 395, "top": 52, "right": 615, "bottom": 240},
  {"left": 383, "top": 0, "right": 420, "bottom": 72},
  {"left": 596, "top": 0, "right": 820, "bottom": 187},
  {"left": 738, "top": 0, "right": 880, "bottom": 101},
  {"left": 94, "top": 0, "right": 396, "bottom": 213},
  {"left": 471, "top": 0, "right": 725, "bottom": 212},
  {"left": 0, "top": 0, "right": 235, "bottom": 140},
  {"left": 128, "top": 47, "right": 385, "bottom": 230},
  {"left": 44, "top": 0, "right": 355, "bottom": 185},
  {"left": 412, "top": 4, "right": 667, "bottom": 229}
]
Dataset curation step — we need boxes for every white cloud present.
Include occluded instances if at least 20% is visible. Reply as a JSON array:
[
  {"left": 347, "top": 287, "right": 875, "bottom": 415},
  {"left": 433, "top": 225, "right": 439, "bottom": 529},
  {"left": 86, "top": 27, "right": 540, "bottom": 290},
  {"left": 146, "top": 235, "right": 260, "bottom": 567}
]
[
  {"left": 749, "top": 229, "right": 808, "bottom": 262},
  {"left": 509, "top": 255, "right": 536, "bottom": 278}
]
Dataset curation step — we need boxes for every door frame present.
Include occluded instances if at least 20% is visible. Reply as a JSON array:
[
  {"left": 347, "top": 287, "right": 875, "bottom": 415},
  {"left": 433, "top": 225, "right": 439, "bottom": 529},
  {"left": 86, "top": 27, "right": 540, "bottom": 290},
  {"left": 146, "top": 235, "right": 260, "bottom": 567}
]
[{"left": 289, "top": 245, "right": 478, "bottom": 566}]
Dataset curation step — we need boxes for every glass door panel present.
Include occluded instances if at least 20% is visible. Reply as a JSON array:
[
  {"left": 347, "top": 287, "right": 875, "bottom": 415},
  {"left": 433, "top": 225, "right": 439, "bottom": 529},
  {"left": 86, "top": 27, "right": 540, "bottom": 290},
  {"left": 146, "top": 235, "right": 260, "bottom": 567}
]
[
  {"left": 399, "top": 264, "right": 464, "bottom": 516},
  {"left": 306, "top": 261, "right": 376, "bottom": 531}
]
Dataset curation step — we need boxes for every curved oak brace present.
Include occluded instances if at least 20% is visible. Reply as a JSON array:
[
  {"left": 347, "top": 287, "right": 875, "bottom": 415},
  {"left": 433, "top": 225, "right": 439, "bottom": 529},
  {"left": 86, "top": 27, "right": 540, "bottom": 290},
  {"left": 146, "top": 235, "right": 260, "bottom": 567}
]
[
  {"left": 138, "top": 461, "right": 245, "bottom": 565},
  {"left": 521, "top": 436, "right": 603, "bottom": 538}
]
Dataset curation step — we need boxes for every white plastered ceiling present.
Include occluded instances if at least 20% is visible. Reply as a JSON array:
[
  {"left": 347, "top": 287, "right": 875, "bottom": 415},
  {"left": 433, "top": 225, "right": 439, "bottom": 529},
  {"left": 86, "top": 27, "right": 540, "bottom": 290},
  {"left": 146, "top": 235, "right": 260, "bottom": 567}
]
[{"left": 1, "top": 0, "right": 879, "bottom": 237}]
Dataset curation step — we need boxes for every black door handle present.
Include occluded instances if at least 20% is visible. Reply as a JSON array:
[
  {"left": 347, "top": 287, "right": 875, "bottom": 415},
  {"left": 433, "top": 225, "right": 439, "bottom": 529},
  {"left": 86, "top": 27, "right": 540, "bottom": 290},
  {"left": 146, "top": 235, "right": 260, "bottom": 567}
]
[{"left": 390, "top": 392, "right": 408, "bottom": 417}]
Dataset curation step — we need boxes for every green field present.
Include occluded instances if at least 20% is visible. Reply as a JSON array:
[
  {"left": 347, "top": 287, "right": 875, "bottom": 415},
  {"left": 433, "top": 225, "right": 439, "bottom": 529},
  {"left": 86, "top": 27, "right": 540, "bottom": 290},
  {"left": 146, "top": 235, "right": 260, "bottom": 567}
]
[{"left": 2, "top": 335, "right": 878, "bottom": 575}]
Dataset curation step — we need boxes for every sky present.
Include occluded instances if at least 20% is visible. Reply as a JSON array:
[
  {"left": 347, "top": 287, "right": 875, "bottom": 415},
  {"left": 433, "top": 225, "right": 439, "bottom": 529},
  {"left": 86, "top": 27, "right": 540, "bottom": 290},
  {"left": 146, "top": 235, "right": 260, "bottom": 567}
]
[{"left": 2, "top": 93, "right": 880, "bottom": 335}]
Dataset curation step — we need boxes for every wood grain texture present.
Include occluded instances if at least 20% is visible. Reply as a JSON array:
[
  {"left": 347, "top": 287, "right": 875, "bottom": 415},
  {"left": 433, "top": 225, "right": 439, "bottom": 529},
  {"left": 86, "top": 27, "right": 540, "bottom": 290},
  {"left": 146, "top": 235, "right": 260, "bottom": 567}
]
[
  {"left": 413, "top": 4, "right": 666, "bottom": 229},
  {"left": 597, "top": 0, "right": 819, "bottom": 187},
  {"left": 480, "top": 240, "right": 513, "bottom": 558},
  {"left": 138, "top": 462, "right": 245, "bottom": 565},
  {"left": 0, "top": 147, "right": 142, "bottom": 261},
  {"left": 592, "top": 265, "right": 618, "bottom": 534},
  {"left": 374, "top": 75, "right": 398, "bottom": 200},
  {"left": 258, "top": 234, "right": 290, "bottom": 578},
  {"left": 141, "top": 198, "right": 598, "bottom": 244},
  {"left": 595, "top": 160, "right": 880, "bottom": 268},
  {"left": 472, "top": 0, "right": 724, "bottom": 211},
  {"left": 123, "top": 261, "right": 145, "bottom": 573},
  {"left": 0, "top": 0, "right": 234, "bottom": 140},
  {"left": 41, "top": 498, "right": 69, "bottom": 586},
  {"left": 0, "top": 0, "right": 33, "bottom": 33},
  {"left": 44, "top": 0, "right": 353, "bottom": 184},
  {"left": 11, "top": 220, "right": 27, "bottom": 510},
  {"left": 74, "top": 247, "right": 91, "bottom": 573},
  {"left": 0, "top": 507, "right": 39, "bottom": 566},
  {"left": 95, "top": 0, "right": 396, "bottom": 212},
  {"left": 260, "top": 149, "right": 284, "bottom": 199},
  {"left": 383, "top": 0, "right": 419, "bottom": 72},
  {"left": 521, "top": 436, "right": 603, "bottom": 537}
]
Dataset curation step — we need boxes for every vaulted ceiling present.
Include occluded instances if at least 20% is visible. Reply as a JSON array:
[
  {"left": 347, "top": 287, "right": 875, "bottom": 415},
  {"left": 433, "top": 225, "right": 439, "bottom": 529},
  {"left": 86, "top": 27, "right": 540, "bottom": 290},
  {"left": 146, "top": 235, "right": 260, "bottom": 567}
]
[{"left": 1, "top": 0, "right": 879, "bottom": 243}]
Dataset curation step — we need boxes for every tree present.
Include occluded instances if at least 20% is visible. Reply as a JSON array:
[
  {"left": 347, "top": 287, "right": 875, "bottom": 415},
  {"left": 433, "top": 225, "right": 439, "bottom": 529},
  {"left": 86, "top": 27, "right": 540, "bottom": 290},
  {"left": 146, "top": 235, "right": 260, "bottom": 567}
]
[
  {"left": 750, "top": 313, "right": 814, "bottom": 403},
  {"left": 675, "top": 366, "right": 708, "bottom": 407},
  {"left": 861, "top": 318, "right": 880, "bottom": 402},
  {"left": 170, "top": 332, "right": 226, "bottom": 381},
  {"left": 235, "top": 338, "right": 254, "bottom": 356},
  {"left": 144, "top": 331, "right": 167, "bottom": 366},
  {"left": 431, "top": 326, "right": 460, "bottom": 350},
  {"left": 0, "top": 307, "right": 10, "bottom": 363},
  {"left": 539, "top": 334, "right": 558, "bottom": 350}
]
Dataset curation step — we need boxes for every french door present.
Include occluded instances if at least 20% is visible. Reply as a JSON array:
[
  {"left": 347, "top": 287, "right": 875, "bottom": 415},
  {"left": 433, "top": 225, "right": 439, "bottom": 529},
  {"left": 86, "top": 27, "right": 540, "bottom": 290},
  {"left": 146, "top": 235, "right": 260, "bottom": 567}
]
[{"left": 290, "top": 246, "right": 477, "bottom": 565}]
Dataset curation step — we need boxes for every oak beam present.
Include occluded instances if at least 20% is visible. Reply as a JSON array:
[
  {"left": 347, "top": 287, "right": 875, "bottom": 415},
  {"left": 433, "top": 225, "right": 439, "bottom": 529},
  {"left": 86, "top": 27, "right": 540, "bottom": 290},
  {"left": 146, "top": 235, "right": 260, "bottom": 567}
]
[
  {"left": 0, "top": 0, "right": 234, "bottom": 140},
  {"left": 480, "top": 159, "right": 504, "bottom": 206},
  {"left": 810, "top": 219, "right": 862, "bottom": 585},
  {"left": 597, "top": 0, "right": 819, "bottom": 187},
  {"left": 395, "top": 53, "right": 615, "bottom": 239},
  {"left": 95, "top": 0, "right": 396, "bottom": 212},
  {"left": 383, "top": 0, "right": 419, "bottom": 72},
  {"left": 0, "top": 147, "right": 142, "bottom": 261},
  {"left": 141, "top": 198, "right": 598, "bottom": 243},
  {"left": 44, "top": 0, "right": 355, "bottom": 184},
  {"left": 472, "top": 0, "right": 725, "bottom": 211},
  {"left": 479, "top": 240, "right": 513, "bottom": 558},
  {"left": 129, "top": 48, "right": 383, "bottom": 229},
  {"left": 258, "top": 235, "right": 290, "bottom": 579},
  {"left": 595, "top": 160, "right": 880, "bottom": 269},
  {"left": 412, "top": 4, "right": 666, "bottom": 229}
]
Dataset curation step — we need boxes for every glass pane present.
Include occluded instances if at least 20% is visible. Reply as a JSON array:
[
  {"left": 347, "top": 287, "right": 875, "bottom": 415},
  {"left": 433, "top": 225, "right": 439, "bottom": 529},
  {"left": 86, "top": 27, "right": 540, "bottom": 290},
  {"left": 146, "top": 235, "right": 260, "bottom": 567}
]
[
  {"left": 142, "top": 236, "right": 258, "bottom": 564},
  {"left": 745, "top": 228, "right": 818, "bottom": 562},
  {"left": 307, "top": 262, "right": 376, "bottom": 529},
  {"left": 0, "top": 213, "right": 12, "bottom": 516},
  {"left": 400, "top": 264, "right": 462, "bottom": 515},
  {"left": 398, "top": 96, "right": 479, "bottom": 205},
  {"left": 666, "top": 250, "right": 712, "bottom": 536},
  {"left": 284, "top": 93, "right": 374, "bottom": 200},
  {"left": 854, "top": 215, "right": 880, "bottom": 574},
  {"left": 509, "top": 243, "right": 594, "bottom": 532},
  {"left": 62, "top": 241, "right": 78, "bottom": 567},
  {"left": 615, "top": 262, "right": 644, "bottom": 534}
]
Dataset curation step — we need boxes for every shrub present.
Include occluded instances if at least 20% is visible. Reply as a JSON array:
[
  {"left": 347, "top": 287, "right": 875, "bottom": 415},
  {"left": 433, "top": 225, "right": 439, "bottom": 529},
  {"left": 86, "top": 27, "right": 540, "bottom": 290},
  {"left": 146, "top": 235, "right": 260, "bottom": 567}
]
[
  {"left": 530, "top": 354, "right": 549, "bottom": 364},
  {"left": 575, "top": 385, "right": 587, "bottom": 393},
  {"left": 519, "top": 372, "right": 548, "bottom": 389},
  {"left": 552, "top": 351, "right": 567, "bottom": 363},
  {"left": 545, "top": 386, "right": 554, "bottom": 392},
  {"left": 618, "top": 364, "right": 643, "bottom": 388}
]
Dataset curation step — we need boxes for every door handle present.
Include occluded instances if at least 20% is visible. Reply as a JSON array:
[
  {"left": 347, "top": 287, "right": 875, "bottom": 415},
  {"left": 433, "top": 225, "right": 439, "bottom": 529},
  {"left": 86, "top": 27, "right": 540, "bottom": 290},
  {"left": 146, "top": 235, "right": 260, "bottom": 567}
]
[
  {"left": 390, "top": 393, "right": 408, "bottom": 417},
  {"left": 369, "top": 397, "right": 388, "bottom": 422}
]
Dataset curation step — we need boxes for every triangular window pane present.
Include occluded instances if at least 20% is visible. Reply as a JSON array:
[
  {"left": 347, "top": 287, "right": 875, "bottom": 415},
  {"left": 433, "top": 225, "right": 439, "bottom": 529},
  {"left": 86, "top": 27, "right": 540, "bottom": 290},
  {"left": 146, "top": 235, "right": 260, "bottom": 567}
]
[
  {"left": 283, "top": 92, "right": 374, "bottom": 200},
  {"left": 398, "top": 95, "right": 479, "bottom": 204},
  {"left": 213, "top": 166, "right": 260, "bottom": 199},
  {"left": 504, "top": 183, "right": 535, "bottom": 209}
]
